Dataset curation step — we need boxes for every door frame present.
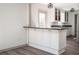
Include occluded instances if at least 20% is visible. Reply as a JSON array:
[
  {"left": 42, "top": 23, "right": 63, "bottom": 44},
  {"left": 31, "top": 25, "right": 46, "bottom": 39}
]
[{"left": 74, "top": 14, "right": 77, "bottom": 37}]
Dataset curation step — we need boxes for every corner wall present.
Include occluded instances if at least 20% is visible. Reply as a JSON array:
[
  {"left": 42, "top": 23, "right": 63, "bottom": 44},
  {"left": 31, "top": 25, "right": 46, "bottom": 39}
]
[{"left": 0, "top": 3, "right": 29, "bottom": 50}]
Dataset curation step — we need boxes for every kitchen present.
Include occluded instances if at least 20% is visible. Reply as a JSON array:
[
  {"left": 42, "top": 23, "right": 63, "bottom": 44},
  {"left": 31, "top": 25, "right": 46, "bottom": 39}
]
[{"left": 0, "top": 3, "right": 79, "bottom": 55}]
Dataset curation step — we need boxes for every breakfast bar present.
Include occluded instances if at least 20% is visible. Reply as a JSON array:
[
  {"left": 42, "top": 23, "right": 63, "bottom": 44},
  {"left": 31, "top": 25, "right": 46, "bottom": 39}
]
[{"left": 23, "top": 26, "right": 69, "bottom": 55}]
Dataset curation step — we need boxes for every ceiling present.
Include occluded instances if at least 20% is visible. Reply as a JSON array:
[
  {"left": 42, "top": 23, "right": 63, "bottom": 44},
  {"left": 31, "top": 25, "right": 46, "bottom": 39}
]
[
  {"left": 54, "top": 3, "right": 79, "bottom": 11},
  {"left": 43, "top": 3, "right": 79, "bottom": 11}
]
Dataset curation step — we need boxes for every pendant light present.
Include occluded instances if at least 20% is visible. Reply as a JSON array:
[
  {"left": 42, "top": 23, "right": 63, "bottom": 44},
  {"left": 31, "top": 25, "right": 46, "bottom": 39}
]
[{"left": 48, "top": 3, "right": 53, "bottom": 8}]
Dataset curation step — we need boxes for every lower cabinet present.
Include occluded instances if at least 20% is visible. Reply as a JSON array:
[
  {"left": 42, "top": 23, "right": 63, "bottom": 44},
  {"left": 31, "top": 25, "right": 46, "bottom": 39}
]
[
  {"left": 28, "top": 28, "right": 67, "bottom": 55},
  {"left": 29, "top": 29, "right": 50, "bottom": 47}
]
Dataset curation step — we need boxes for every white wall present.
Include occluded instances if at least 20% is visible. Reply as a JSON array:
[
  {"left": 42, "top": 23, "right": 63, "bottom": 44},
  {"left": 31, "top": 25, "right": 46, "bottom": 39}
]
[
  {"left": 0, "top": 3, "right": 29, "bottom": 50},
  {"left": 68, "top": 12, "right": 76, "bottom": 36},
  {"left": 30, "top": 3, "right": 55, "bottom": 28},
  {"left": 60, "top": 11, "right": 65, "bottom": 22}
]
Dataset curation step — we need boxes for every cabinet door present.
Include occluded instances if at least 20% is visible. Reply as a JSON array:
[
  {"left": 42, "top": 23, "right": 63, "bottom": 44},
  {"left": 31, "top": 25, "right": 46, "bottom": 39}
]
[
  {"left": 29, "top": 29, "right": 50, "bottom": 47},
  {"left": 29, "top": 29, "right": 42, "bottom": 44},
  {"left": 49, "top": 30, "right": 59, "bottom": 49},
  {"left": 40, "top": 30, "right": 50, "bottom": 47}
]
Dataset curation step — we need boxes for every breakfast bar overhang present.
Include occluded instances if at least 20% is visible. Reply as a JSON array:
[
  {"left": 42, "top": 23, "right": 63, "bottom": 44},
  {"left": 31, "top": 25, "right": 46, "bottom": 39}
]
[{"left": 23, "top": 26, "right": 72, "bottom": 55}]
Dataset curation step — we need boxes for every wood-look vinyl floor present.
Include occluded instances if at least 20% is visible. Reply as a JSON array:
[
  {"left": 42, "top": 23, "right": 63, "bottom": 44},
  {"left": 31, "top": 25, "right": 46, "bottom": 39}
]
[
  {"left": 0, "top": 46, "right": 52, "bottom": 55},
  {"left": 62, "top": 37, "right": 79, "bottom": 55},
  {"left": 0, "top": 37, "right": 79, "bottom": 55}
]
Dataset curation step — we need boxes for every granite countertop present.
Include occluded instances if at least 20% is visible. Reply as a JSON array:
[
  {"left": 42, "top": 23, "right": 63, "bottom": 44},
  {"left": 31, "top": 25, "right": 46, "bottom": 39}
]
[
  {"left": 23, "top": 26, "right": 68, "bottom": 30},
  {"left": 51, "top": 25, "right": 72, "bottom": 27}
]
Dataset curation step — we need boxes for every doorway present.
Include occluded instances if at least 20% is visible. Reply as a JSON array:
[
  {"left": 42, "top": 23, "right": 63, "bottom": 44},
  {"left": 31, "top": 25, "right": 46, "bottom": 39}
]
[{"left": 74, "top": 14, "right": 77, "bottom": 37}]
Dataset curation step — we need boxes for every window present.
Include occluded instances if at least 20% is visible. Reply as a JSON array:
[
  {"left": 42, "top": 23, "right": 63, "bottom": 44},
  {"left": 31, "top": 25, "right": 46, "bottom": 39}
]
[{"left": 38, "top": 11, "right": 47, "bottom": 27}]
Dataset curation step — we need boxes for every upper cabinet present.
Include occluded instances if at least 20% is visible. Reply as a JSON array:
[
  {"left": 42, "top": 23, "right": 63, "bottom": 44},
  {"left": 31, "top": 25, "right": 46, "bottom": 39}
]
[
  {"left": 55, "top": 8, "right": 68, "bottom": 23},
  {"left": 65, "top": 11, "right": 69, "bottom": 22},
  {"left": 55, "top": 8, "right": 61, "bottom": 21}
]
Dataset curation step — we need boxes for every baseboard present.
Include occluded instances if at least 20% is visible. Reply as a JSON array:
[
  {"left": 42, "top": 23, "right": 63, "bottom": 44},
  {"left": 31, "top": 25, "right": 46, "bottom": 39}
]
[
  {"left": 0, "top": 44, "right": 28, "bottom": 53},
  {"left": 58, "top": 48, "right": 66, "bottom": 55},
  {"left": 29, "top": 42, "right": 66, "bottom": 55}
]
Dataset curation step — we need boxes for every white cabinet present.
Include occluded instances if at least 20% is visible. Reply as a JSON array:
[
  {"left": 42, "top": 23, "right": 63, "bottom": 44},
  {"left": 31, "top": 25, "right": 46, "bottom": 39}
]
[
  {"left": 29, "top": 29, "right": 42, "bottom": 45},
  {"left": 29, "top": 29, "right": 50, "bottom": 47},
  {"left": 49, "top": 30, "right": 59, "bottom": 49},
  {"left": 28, "top": 28, "right": 67, "bottom": 54},
  {"left": 40, "top": 30, "right": 50, "bottom": 47}
]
